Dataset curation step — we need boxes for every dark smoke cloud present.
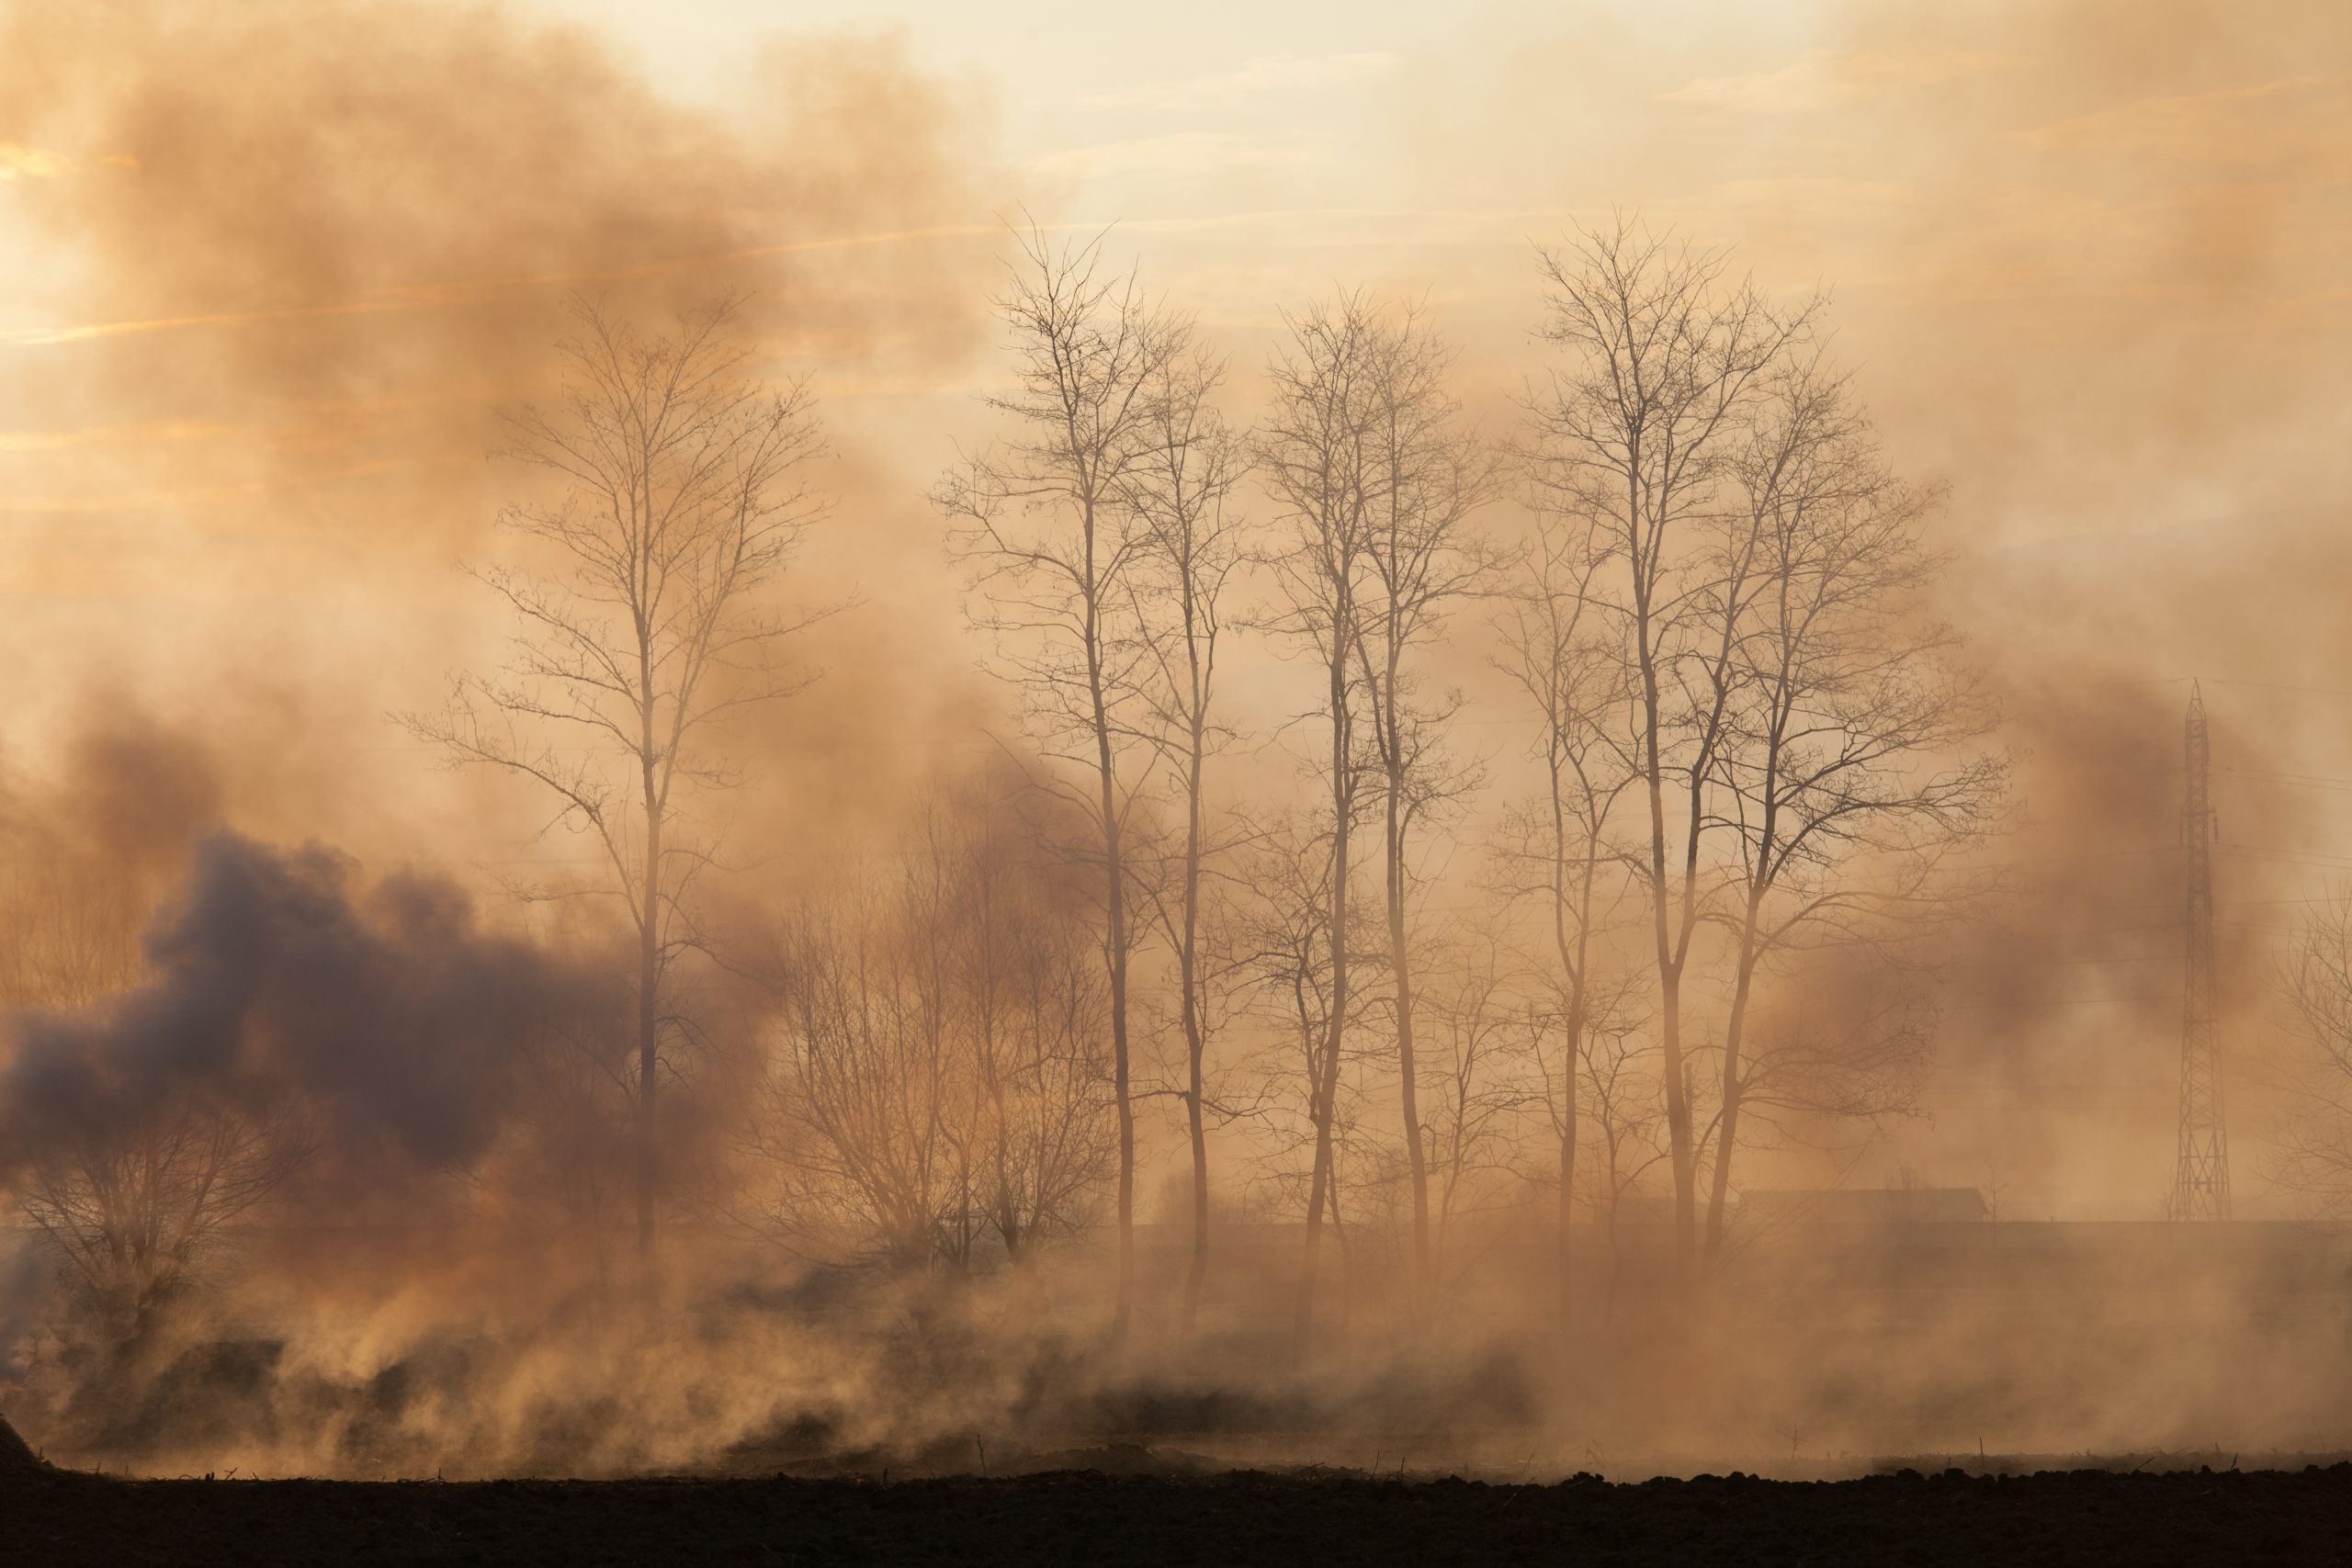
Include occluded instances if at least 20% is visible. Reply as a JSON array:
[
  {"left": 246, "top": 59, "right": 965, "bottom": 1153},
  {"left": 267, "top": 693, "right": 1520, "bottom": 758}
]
[{"left": 0, "top": 830, "right": 594, "bottom": 1179}]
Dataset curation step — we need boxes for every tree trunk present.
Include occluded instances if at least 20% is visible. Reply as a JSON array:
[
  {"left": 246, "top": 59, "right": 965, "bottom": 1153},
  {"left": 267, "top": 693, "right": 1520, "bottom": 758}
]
[
  {"left": 1296, "top": 640, "right": 1351, "bottom": 1356},
  {"left": 1556, "top": 1005, "right": 1581, "bottom": 1338},
  {"left": 637, "top": 796, "right": 661, "bottom": 1295},
  {"left": 1374, "top": 771, "right": 1430, "bottom": 1297},
  {"left": 1177, "top": 692, "right": 1212, "bottom": 1337},
  {"left": 1386, "top": 763, "right": 1430, "bottom": 1303},
  {"left": 1634, "top": 564, "right": 1697, "bottom": 1275},
  {"left": 1547, "top": 759, "right": 1591, "bottom": 1341},
  {"left": 1088, "top": 615, "right": 1136, "bottom": 1347},
  {"left": 1703, "top": 931, "right": 1762, "bottom": 1264}
]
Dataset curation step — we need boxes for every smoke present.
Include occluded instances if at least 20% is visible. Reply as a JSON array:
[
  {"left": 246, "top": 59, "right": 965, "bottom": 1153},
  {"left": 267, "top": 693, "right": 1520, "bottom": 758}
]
[
  {"left": 0, "top": 830, "right": 591, "bottom": 1183},
  {"left": 0, "top": 0, "right": 1003, "bottom": 868}
]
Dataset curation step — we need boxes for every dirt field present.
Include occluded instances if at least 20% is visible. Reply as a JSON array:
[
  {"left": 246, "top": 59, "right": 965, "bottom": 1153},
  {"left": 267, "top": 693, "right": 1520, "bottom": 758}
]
[{"left": 5, "top": 1455, "right": 2346, "bottom": 1566}]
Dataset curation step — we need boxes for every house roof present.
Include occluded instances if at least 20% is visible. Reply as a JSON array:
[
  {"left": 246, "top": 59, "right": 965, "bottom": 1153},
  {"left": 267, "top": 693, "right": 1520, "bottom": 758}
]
[{"left": 1737, "top": 1187, "right": 1989, "bottom": 1225}]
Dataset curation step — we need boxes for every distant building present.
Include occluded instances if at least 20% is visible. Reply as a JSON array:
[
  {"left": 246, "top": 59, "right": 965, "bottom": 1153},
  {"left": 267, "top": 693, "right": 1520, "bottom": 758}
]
[{"left": 1737, "top": 1187, "right": 1989, "bottom": 1229}]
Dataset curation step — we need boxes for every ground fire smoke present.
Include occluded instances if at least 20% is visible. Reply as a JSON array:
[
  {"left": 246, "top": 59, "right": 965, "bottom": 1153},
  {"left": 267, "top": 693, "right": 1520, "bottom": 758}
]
[{"left": 0, "top": 831, "right": 582, "bottom": 1183}]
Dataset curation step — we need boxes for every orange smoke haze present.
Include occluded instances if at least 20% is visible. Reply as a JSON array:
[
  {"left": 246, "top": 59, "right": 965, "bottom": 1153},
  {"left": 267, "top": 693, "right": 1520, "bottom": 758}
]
[{"left": 0, "top": 0, "right": 2348, "bottom": 1478}]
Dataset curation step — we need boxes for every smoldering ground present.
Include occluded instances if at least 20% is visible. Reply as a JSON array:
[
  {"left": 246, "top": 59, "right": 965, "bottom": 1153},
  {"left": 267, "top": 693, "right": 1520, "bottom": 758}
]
[{"left": 6, "top": 782, "right": 2352, "bottom": 1482}]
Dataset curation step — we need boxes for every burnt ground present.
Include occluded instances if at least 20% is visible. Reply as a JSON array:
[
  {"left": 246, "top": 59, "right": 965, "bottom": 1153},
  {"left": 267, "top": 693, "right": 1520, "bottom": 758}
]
[{"left": 5, "top": 1458, "right": 2349, "bottom": 1566}]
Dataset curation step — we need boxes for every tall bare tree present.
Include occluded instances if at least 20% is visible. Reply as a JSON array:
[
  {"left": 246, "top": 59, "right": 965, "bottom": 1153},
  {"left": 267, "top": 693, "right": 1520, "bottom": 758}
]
[
  {"left": 1527, "top": 218, "right": 1819, "bottom": 1270},
  {"left": 1490, "top": 504, "right": 1641, "bottom": 1330},
  {"left": 1234, "top": 819, "right": 1339, "bottom": 1252},
  {"left": 1257, "top": 291, "right": 1390, "bottom": 1352},
  {"left": 408, "top": 295, "right": 831, "bottom": 1284},
  {"left": 937, "top": 229, "right": 1182, "bottom": 1340},
  {"left": 1349, "top": 307, "right": 1496, "bottom": 1301},
  {"left": 1233, "top": 816, "right": 1392, "bottom": 1337},
  {"left": 1122, "top": 344, "right": 1250, "bottom": 1335},
  {"left": 1696, "top": 364, "right": 2003, "bottom": 1261}
]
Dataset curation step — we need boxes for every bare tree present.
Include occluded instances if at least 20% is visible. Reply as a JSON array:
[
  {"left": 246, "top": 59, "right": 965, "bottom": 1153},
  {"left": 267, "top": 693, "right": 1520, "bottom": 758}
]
[
  {"left": 1256, "top": 291, "right": 1388, "bottom": 1351},
  {"left": 1490, "top": 503, "right": 1642, "bottom": 1330},
  {"left": 405, "top": 295, "right": 831, "bottom": 1285},
  {"left": 937, "top": 228, "right": 1182, "bottom": 1340},
  {"left": 1692, "top": 963, "right": 1938, "bottom": 1244},
  {"left": 1232, "top": 818, "right": 1340, "bottom": 1225},
  {"left": 1569, "top": 998, "right": 1668, "bottom": 1322},
  {"left": 1348, "top": 306, "right": 1497, "bottom": 1301},
  {"left": 16, "top": 1093, "right": 309, "bottom": 1358},
  {"left": 1416, "top": 932, "right": 1538, "bottom": 1286},
  {"left": 487, "top": 982, "right": 639, "bottom": 1290},
  {"left": 750, "top": 784, "right": 1115, "bottom": 1274},
  {"left": 756, "top": 872, "right": 962, "bottom": 1272},
  {"left": 1232, "top": 815, "right": 1397, "bottom": 1330},
  {"left": 953, "top": 789, "right": 1121, "bottom": 1266},
  {"left": 1527, "top": 218, "right": 1821, "bottom": 1270},
  {"left": 2277, "top": 894, "right": 2352, "bottom": 1210},
  {"left": 1121, "top": 344, "right": 1251, "bottom": 1336},
  {"left": 1694, "top": 363, "right": 2003, "bottom": 1261}
]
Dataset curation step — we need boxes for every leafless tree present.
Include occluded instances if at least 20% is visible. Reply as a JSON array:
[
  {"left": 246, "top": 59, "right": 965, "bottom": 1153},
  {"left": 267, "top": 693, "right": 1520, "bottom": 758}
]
[
  {"left": 750, "top": 783, "right": 1115, "bottom": 1274},
  {"left": 1228, "top": 816, "right": 1393, "bottom": 1325},
  {"left": 1692, "top": 964, "right": 1937, "bottom": 1242},
  {"left": 1416, "top": 932, "right": 1538, "bottom": 1287},
  {"left": 501, "top": 1053, "right": 633, "bottom": 1282},
  {"left": 1121, "top": 343, "right": 1251, "bottom": 1335},
  {"left": 1527, "top": 216, "right": 1822, "bottom": 1271},
  {"left": 1694, "top": 364, "right": 2004, "bottom": 1262},
  {"left": 756, "top": 877, "right": 958, "bottom": 1271},
  {"left": 1568, "top": 999, "right": 1668, "bottom": 1322},
  {"left": 2271, "top": 895, "right": 2352, "bottom": 1210},
  {"left": 1489, "top": 502, "right": 1643, "bottom": 1329},
  {"left": 1347, "top": 305, "right": 1498, "bottom": 1301},
  {"left": 952, "top": 792, "right": 1121, "bottom": 1266},
  {"left": 1231, "top": 817, "right": 1342, "bottom": 1224},
  {"left": 17, "top": 1094, "right": 310, "bottom": 1357},
  {"left": 405, "top": 295, "right": 831, "bottom": 1284},
  {"left": 937, "top": 227, "right": 1183, "bottom": 1340},
  {"left": 1255, "top": 291, "right": 1390, "bottom": 1351}
]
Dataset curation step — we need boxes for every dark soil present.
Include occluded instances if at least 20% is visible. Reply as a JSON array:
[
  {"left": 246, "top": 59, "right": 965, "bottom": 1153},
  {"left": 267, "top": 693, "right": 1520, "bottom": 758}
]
[{"left": 4, "top": 1454, "right": 2346, "bottom": 1566}]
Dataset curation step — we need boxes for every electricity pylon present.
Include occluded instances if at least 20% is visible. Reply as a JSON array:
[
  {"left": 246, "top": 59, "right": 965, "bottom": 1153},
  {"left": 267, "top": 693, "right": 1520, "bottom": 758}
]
[{"left": 2171, "top": 681, "right": 2231, "bottom": 1220}]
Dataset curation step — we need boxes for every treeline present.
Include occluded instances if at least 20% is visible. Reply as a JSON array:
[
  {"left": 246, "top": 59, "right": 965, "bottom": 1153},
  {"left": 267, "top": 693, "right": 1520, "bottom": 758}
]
[{"left": 0, "top": 216, "right": 2005, "bottom": 1364}]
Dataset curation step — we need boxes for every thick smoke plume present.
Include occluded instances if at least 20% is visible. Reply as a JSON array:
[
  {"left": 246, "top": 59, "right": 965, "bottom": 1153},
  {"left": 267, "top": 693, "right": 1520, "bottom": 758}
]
[{"left": 0, "top": 830, "right": 586, "bottom": 1182}]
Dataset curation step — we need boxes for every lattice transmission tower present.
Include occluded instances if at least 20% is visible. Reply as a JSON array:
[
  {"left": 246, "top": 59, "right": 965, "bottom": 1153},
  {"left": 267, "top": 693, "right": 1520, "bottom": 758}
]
[{"left": 2171, "top": 681, "right": 2231, "bottom": 1220}]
